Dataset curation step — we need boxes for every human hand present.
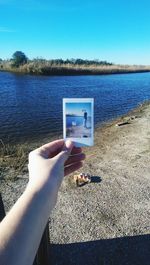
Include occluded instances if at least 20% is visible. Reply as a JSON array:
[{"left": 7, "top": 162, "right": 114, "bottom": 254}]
[{"left": 27, "top": 139, "right": 85, "bottom": 203}]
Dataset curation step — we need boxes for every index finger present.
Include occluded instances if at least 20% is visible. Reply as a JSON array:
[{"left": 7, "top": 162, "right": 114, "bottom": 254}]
[
  {"left": 38, "top": 139, "right": 65, "bottom": 158},
  {"left": 70, "top": 146, "right": 82, "bottom": 155}
]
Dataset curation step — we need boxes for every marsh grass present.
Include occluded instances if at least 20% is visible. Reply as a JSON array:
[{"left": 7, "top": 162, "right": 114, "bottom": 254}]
[
  {"left": 0, "top": 139, "right": 30, "bottom": 180},
  {"left": 1, "top": 60, "right": 150, "bottom": 75}
]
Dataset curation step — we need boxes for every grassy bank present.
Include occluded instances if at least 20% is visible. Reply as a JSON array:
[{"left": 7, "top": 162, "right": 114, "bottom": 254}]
[
  {"left": 1, "top": 60, "right": 150, "bottom": 76},
  {"left": 0, "top": 140, "right": 30, "bottom": 180}
]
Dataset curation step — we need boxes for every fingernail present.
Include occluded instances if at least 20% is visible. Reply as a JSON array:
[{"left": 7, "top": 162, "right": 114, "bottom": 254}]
[{"left": 65, "top": 140, "right": 73, "bottom": 149}]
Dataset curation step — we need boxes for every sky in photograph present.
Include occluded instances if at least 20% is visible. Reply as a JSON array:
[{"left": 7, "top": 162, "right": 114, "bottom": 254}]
[
  {"left": 66, "top": 103, "right": 91, "bottom": 117},
  {"left": 0, "top": 0, "right": 150, "bottom": 64}
]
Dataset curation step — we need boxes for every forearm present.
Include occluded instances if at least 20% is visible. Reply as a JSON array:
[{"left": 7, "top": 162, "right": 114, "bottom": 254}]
[
  {"left": 0, "top": 184, "right": 53, "bottom": 265},
  {"left": 0, "top": 139, "right": 83, "bottom": 265}
]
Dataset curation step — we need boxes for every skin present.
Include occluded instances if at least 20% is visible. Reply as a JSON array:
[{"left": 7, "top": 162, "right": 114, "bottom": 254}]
[{"left": 0, "top": 139, "right": 85, "bottom": 265}]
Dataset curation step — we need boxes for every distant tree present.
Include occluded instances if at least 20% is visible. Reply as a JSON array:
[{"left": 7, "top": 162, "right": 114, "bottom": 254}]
[
  {"left": 0, "top": 58, "right": 3, "bottom": 69},
  {"left": 70, "top": 58, "right": 76, "bottom": 64},
  {"left": 54, "top": 59, "right": 64, "bottom": 65},
  {"left": 11, "top": 51, "right": 28, "bottom": 67}
]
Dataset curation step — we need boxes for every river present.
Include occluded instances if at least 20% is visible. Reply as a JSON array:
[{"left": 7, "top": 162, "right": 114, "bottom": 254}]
[{"left": 0, "top": 71, "right": 150, "bottom": 144}]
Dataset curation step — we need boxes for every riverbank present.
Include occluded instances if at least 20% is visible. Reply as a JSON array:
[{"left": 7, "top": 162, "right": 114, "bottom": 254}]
[
  {"left": 0, "top": 102, "right": 150, "bottom": 264},
  {"left": 1, "top": 61, "right": 150, "bottom": 76}
]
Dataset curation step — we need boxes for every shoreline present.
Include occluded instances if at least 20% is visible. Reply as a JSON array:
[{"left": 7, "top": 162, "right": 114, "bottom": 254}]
[
  {"left": 0, "top": 100, "right": 149, "bottom": 146},
  {"left": 0, "top": 101, "right": 149, "bottom": 181},
  {"left": 1, "top": 65, "right": 150, "bottom": 76}
]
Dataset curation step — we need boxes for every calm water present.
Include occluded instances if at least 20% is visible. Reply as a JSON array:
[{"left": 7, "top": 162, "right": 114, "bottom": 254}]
[{"left": 0, "top": 71, "right": 150, "bottom": 143}]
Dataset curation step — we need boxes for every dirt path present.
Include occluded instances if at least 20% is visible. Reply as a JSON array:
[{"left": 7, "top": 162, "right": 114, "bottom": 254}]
[{"left": 49, "top": 103, "right": 150, "bottom": 264}]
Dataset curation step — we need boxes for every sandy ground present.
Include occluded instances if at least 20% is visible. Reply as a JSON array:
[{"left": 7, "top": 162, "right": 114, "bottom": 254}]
[
  {"left": 67, "top": 124, "right": 91, "bottom": 138},
  {"left": 0, "top": 102, "right": 150, "bottom": 264}
]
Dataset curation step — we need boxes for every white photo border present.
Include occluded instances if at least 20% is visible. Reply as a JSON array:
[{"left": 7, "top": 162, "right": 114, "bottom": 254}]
[{"left": 63, "top": 98, "right": 94, "bottom": 147}]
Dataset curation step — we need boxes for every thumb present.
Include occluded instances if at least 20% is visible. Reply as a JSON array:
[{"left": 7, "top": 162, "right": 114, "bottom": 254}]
[{"left": 55, "top": 140, "right": 74, "bottom": 164}]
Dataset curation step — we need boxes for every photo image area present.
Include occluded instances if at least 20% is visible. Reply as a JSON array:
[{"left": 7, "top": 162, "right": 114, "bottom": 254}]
[{"left": 63, "top": 98, "right": 94, "bottom": 147}]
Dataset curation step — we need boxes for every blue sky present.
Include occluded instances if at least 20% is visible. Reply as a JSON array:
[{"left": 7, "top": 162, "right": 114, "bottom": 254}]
[
  {"left": 0, "top": 0, "right": 150, "bottom": 64},
  {"left": 66, "top": 103, "right": 91, "bottom": 117}
]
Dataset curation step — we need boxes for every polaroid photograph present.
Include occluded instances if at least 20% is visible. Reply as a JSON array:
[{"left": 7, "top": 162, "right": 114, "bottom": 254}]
[{"left": 63, "top": 98, "right": 94, "bottom": 147}]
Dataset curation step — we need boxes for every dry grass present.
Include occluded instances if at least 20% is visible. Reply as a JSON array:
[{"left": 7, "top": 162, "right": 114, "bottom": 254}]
[
  {"left": 1, "top": 60, "right": 150, "bottom": 75},
  {"left": 0, "top": 139, "right": 30, "bottom": 180}
]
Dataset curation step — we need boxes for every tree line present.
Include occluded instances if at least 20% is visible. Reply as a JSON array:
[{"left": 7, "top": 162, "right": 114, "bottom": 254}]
[{"left": 0, "top": 51, "right": 113, "bottom": 67}]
